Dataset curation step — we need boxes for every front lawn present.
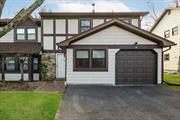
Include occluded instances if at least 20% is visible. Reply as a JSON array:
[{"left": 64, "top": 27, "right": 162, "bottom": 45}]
[
  {"left": 0, "top": 92, "right": 63, "bottom": 120},
  {"left": 162, "top": 74, "right": 180, "bottom": 91},
  {"left": 164, "top": 73, "right": 180, "bottom": 84}
]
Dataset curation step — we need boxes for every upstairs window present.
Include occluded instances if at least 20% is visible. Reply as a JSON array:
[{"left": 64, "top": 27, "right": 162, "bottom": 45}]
[
  {"left": 80, "top": 19, "right": 91, "bottom": 32},
  {"left": 16, "top": 27, "right": 36, "bottom": 41},
  {"left": 172, "top": 26, "right": 178, "bottom": 36},
  {"left": 27, "top": 28, "right": 36, "bottom": 40},
  {"left": 164, "top": 30, "right": 170, "bottom": 38},
  {"left": 16, "top": 28, "right": 25, "bottom": 40},
  {"left": 164, "top": 54, "right": 170, "bottom": 61}
]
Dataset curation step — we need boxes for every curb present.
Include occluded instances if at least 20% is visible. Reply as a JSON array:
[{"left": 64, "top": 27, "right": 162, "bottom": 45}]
[{"left": 163, "top": 81, "right": 180, "bottom": 86}]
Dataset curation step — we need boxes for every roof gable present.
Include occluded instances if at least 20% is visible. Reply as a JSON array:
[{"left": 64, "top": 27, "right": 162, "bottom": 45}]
[
  {"left": 57, "top": 18, "right": 175, "bottom": 48},
  {"left": 72, "top": 26, "right": 157, "bottom": 45}
]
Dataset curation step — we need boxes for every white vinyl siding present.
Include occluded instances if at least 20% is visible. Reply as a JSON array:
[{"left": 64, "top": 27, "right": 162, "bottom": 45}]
[
  {"left": 56, "top": 19, "right": 66, "bottom": 34},
  {"left": 66, "top": 49, "right": 119, "bottom": 84},
  {"left": 93, "top": 19, "right": 104, "bottom": 27},
  {"left": 0, "top": 29, "right": 14, "bottom": 42},
  {"left": 56, "top": 36, "right": 66, "bottom": 50},
  {"left": 68, "top": 19, "right": 78, "bottom": 34},
  {"left": 132, "top": 19, "right": 139, "bottom": 27},
  {"left": 73, "top": 26, "right": 157, "bottom": 45},
  {"left": 38, "top": 27, "right": 41, "bottom": 42},
  {"left": 43, "top": 36, "right": 54, "bottom": 50},
  {"left": 43, "top": 19, "right": 54, "bottom": 34},
  {"left": 4, "top": 74, "right": 29, "bottom": 81}
]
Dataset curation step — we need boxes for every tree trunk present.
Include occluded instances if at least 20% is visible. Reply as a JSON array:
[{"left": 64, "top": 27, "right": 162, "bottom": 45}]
[
  {"left": 0, "top": 0, "right": 44, "bottom": 37},
  {"left": 20, "top": 61, "right": 24, "bottom": 82},
  {"left": 0, "top": 0, "right": 6, "bottom": 17}
]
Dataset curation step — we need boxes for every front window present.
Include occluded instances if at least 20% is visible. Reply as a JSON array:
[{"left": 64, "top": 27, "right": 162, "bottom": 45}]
[
  {"left": 27, "top": 28, "right": 36, "bottom": 40},
  {"left": 164, "top": 30, "right": 170, "bottom": 38},
  {"left": 6, "top": 57, "right": 16, "bottom": 71},
  {"left": 33, "top": 57, "right": 39, "bottom": 71},
  {"left": 80, "top": 19, "right": 91, "bottom": 32},
  {"left": 19, "top": 57, "right": 28, "bottom": 71},
  {"left": 92, "top": 50, "right": 106, "bottom": 68},
  {"left": 75, "top": 50, "right": 89, "bottom": 68},
  {"left": 74, "top": 49, "right": 107, "bottom": 71},
  {"left": 16, "top": 28, "right": 25, "bottom": 40}
]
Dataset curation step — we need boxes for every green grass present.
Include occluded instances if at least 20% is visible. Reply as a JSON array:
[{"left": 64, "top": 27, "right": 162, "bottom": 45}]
[
  {"left": 162, "top": 74, "right": 180, "bottom": 91},
  {"left": 0, "top": 92, "right": 63, "bottom": 120},
  {"left": 164, "top": 74, "right": 180, "bottom": 84}
]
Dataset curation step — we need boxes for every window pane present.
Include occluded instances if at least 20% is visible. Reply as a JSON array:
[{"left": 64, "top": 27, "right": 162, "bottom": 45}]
[
  {"left": 92, "top": 50, "right": 105, "bottom": 58},
  {"left": 6, "top": 57, "right": 15, "bottom": 70},
  {"left": 80, "top": 27, "right": 90, "bottom": 32},
  {"left": 17, "top": 28, "right": 25, "bottom": 34},
  {"left": 17, "top": 34, "right": 25, "bottom": 40},
  {"left": 28, "top": 34, "right": 36, "bottom": 40},
  {"left": 75, "top": 50, "right": 89, "bottom": 68},
  {"left": 33, "top": 58, "right": 39, "bottom": 71},
  {"left": 76, "top": 50, "right": 89, "bottom": 58},
  {"left": 27, "top": 28, "right": 35, "bottom": 34},
  {"left": 92, "top": 50, "right": 106, "bottom": 68},
  {"left": 81, "top": 20, "right": 91, "bottom": 26}
]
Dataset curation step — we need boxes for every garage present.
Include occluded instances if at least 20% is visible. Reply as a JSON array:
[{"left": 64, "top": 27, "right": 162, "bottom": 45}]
[
  {"left": 116, "top": 50, "right": 157, "bottom": 84},
  {"left": 57, "top": 19, "right": 175, "bottom": 85}
]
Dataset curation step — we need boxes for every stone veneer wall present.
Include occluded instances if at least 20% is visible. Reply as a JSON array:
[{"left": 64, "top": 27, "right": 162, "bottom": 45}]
[{"left": 41, "top": 53, "right": 56, "bottom": 80}]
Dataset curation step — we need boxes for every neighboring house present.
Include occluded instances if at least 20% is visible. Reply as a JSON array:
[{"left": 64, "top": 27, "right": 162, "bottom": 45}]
[
  {"left": 0, "top": 16, "right": 42, "bottom": 81},
  {"left": 39, "top": 12, "right": 149, "bottom": 80},
  {"left": 57, "top": 18, "right": 175, "bottom": 85},
  {"left": 150, "top": 7, "right": 180, "bottom": 73}
]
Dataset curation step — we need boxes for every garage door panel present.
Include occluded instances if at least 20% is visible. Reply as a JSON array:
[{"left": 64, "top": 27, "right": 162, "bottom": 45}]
[{"left": 116, "top": 50, "right": 156, "bottom": 84}]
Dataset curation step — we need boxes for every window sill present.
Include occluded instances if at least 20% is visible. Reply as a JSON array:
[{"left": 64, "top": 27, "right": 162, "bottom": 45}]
[{"left": 73, "top": 68, "right": 108, "bottom": 72}]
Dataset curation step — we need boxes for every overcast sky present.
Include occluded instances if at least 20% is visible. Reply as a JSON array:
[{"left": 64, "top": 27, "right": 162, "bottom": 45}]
[{"left": 2, "top": 0, "right": 178, "bottom": 29}]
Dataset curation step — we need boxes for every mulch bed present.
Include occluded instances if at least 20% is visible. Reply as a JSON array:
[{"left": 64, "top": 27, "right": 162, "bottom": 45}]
[{"left": 0, "top": 80, "right": 65, "bottom": 92}]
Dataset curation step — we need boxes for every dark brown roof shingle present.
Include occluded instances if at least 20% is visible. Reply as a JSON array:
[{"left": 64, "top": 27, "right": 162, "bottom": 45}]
[{"left": 0, "top": 43, "right": 42, "bottom": 54}]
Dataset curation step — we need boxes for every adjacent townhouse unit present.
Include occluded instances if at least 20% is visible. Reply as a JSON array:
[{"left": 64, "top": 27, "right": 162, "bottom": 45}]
[
  {"left": 39, "top": 12, "right": 149, "bottom": 80},
  {"left": 0, "top": 17, "right": 42, "bottom": 81},
  {"left": 151, "top": 7, "right": 180, "bottom": 73}
]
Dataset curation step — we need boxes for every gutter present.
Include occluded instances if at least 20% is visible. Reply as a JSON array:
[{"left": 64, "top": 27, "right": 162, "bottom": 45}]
[{"left": 163, "top": 46, "right": 171, "bottom": 52}]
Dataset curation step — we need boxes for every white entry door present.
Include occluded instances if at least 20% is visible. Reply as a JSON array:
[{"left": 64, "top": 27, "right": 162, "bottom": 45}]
[{"left": 56, "top": 53, "right": 65, "bottom": 78}]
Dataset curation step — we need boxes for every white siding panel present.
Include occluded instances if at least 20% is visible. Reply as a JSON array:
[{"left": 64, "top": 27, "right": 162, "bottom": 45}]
[
  {"left": 33, "top": 73, "right": 39, "bottom": 81},
  {"left": 56, "top": 19, "right": 66, "bottom": 34},
  {"left": 66, "top": 49, "right": 119, "bottom": 84},
  {"left": 0, "top": 29, "right": 14, "bottom": 42},
  {"left": 0, "top": 73, "right": 1, "bottom": 80},
  {"left": 56, "top": 36, "right": 66, "bottom": 49},
  {"left": 56, "top": 53, "right": 65, "bottom": 78},
  {"left": 38, "top": 27, "right": 41, "bottom": 42},
  {"left": 43, "top": 20, "right": 54, "bottom": 34},
  {"left": 153, "top": 48, "right": 162, "bottom": 84},
  {"left": 5, "top": 74, "right": 29, "bottom": 81},
  {"left": 73, "top": 26, "right": 157, "bottom": 45},
  {"left": 43, "top": 36, "right": 54, "bottom": 50},
  {"left": 68, "top": 19, "right": 78, "bottom": 34},
  {"left": 93, "top": 19, "right": 104, "bottom": 27},
  {"left": 132, "top": 19, "right": 139, "bottom": 27}
]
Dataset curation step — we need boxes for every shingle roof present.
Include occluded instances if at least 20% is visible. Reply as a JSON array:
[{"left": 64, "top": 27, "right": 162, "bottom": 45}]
[
  {"left": 0, "top": 43, "right": 42, "bottom": 54},
  {"left": 57, "top": 18, "right": 176, "bottom": 48}
]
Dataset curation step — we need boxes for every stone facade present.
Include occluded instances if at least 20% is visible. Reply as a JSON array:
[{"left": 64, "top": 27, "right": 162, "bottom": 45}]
[{"left": 41, "top": 53, "right": 56, "bottom": 80}]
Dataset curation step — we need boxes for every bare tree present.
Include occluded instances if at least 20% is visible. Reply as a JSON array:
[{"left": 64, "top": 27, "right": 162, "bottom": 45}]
[{"left": 0, "top": 0, "right": 44, "bottom": 37}]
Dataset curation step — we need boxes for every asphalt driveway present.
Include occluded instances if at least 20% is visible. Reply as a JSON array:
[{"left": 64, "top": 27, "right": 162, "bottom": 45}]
[{"left": 57, "top": 85, "right": 180, "bottom": 120}]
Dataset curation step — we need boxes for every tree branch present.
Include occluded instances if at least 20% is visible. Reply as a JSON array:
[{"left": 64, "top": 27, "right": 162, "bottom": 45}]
[
  {"left": 0, "top": 0, "right": 44, "bottom": 38},
  {"left": 0, "top": 0, "right": 6, "bottom": 18}
]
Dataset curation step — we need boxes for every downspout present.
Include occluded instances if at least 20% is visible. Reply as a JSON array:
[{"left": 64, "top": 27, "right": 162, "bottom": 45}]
[{"left": 162, "top": 46, "right": 171, "bottom": 83}]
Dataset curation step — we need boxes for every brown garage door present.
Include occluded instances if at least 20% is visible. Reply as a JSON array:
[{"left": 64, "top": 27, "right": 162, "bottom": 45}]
[{"left": 115, "top": 50, "right": 157, "bottom": 84}]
